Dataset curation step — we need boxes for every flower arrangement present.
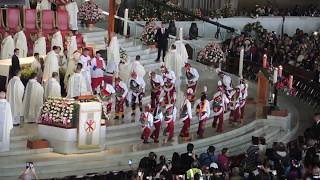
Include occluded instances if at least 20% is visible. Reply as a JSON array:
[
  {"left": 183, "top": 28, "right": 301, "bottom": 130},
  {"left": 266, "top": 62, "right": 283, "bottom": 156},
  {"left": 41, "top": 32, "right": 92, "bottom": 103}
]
[
  {"left": 40, "top": 97, "right": 77, "bottom": 128},
  {"left": 78, "top": 0, "right": 104, "bottom": 23},
  {"left": 275, "top": 77, "right": 297, "bottom": 96},
  {"left": 120, "top": 48, "right": 128, "bottom": 64},
  {"left": 140, "top": 21, "right": 158, "bottom": 45},
  {"left": 20, "top": 67, "right": 36, "bottom": 79},
  {"left": 243, "top": 22, "right": 265, "bottom": 37},
  {"left": 197, "top": 42, "right": 226, "bottom": 66}
]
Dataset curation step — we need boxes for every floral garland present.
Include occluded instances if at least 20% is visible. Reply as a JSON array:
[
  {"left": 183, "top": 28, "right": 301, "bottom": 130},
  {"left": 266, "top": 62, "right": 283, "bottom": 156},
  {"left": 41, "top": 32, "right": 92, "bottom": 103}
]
[
  {"left": 275, "top": 77, "right": 297, "bottom": 96},
  {"left": 120, "top": 48, "right": 128, "bottom": 64},
  {"left": 243, "top": 22, "right": 265, "bottom": 37},
  {"left": 78, "top": 1, "right": 104, "bottom": 23},
  {"left": 21, "top": 67, "right": 36, "bottom": 79},
  {"left": 140, "top": 21, "right": 158, "bottom": 46},
  {"left": 40, "top": 97, "right": 77, "bottom": 128},
  {"left": 197, "top": 42, "right": 225, "bottom": 65}
]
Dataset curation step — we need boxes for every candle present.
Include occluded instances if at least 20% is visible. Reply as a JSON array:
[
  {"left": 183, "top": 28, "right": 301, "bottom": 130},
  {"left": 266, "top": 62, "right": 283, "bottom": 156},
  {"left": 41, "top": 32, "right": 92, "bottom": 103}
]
[
  {"left": 270, "top": 56, "right": 273, "bottom": 65},
  {"left": 123, "top": 9, "right": 129, "bottom": 36},
  {"left": 288, "top": 75, "right": 293, "bottom": 89},
  {"left": 239, "top": 48, "right": 244, "bottom": 78},
  {"left": 272, "top": 93, "right": 275, "bottom": 102},
  {"left": 262, "top": 54, "right": 267, "bottom": 68},
  {"left": 250, "top": 53, "right": 252, "bottom": 61},
  {"left": 278, "top": 65, "right": 283, "bottom": 77},
  {"left": 273, "top": 67, "right": 278, "bottom": 83},
  {"left": 179, "top": 27, "right": 183, "bottom": 41}
]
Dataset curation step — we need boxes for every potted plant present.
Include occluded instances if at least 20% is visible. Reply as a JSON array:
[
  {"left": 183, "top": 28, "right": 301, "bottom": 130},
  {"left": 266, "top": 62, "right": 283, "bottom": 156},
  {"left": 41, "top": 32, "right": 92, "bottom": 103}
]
[
  {"left": 140, "top": 21, "right": 158, "bottom": 48},
  {"left": 197, "top": 42, "right": 225, "bottom": 67},
  {"left": 78, "top": 0, "right": 104, "bottom": 30}
]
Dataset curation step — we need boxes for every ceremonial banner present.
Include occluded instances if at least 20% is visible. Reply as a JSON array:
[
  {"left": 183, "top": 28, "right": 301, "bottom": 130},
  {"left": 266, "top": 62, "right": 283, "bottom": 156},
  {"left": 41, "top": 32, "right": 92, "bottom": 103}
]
[{"left": 78, "top": 102, "right": 102, "bottom": 149}]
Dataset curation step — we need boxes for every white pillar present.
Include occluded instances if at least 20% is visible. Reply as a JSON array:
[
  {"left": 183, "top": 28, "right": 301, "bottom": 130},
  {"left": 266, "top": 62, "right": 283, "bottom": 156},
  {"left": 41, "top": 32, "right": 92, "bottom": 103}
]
[
  {"left": 239, "top": 48, "right": 244, "bottom": 78},
  {"left": 179, "top": 27, "right": 183, "bottom": 41},
  {"left": 123, "top": 8, "right": 129, "bottom": 36}
]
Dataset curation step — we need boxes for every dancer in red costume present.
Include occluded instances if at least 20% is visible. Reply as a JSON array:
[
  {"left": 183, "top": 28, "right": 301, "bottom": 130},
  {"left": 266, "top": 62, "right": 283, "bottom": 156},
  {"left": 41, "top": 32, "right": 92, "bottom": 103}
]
[
  {"left": 149, "top": 71, "right": 164, "bottom": 110},
  {"left": 229, "top": 86, "right": 241, "bottom": 126},
  {"left": 140, "top": 105, "right": 154, "bottom": 144},
  {"left": 164, "top": 104, "right": 177, "bottom": 143},
  {"left": 151, "top": 104, "right": 163, "bottom": 143},
  {"left": 195, "top": 88, "right": 210, "bottom": 138},
  {"left": 128, "top": 71, "right": 145, "bottom": 118},
  {"left": 239, "top": 79, "right": 248, "bottom": 123},
  {"left": 179, "top": 88, "right": 193, "bottom": 138},
  {"left": 99, "top": 83, "right": 115, "bottom": 121},
  {"left": 184, "top": 63, "right": 199, "bottom": 102},
  {"left": 212, "top": 84, "right": 229, "bottom": 133},
  {"left": 114, "top": 76, "right": 128, "bottom": 120}
]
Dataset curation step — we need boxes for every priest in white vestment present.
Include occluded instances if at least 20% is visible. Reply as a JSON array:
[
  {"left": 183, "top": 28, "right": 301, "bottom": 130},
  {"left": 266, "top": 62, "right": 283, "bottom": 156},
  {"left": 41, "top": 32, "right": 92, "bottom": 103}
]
[
  {"left": 107, "top": 35, "right": 121, "bottom": 72},
  {"left": 64, "top": 50, "right": 81, "bottom": 88},
  {"left": 67, "top": 35, "right": 77, "bottom": 61},
  {"left": 14, "top": 28, "right": 28, "bottom": 58},
  {"left": 67, "top": 63, "right": 92, "bottom": 98},
  {"left": 164, "top": 44, "right": 185, "bottom": 79},
  {"left": 33, "top": 32, "right": 47, "bottom": 56},
  {"left": 6, "top": 71, "right": 24, "bottom": 125},
  {"left": 31, "top": 53, "right": 43, "bottom": 82},
  {"left": 0, "top": 92, "right": 13, "bottom": 152},
  {"left": 43, "top": 46, "right": 61, "bottom": 82},
  {"left": 1, "top": 32, "right": 15, "bottom": 59},
  {"left": 23, "top": 72, "right": 44, "bottom": 123},
  {"left": 51, "top": 29, "right": 64, "bottom": 53},
  {"left": 65, "top": 0, "right": 79, "bottom": 31},
  {"left": 79, "top": 48, "right": 92, "bottom": 85},
  {"left": 44, "top": 72, "right": 61, "bottom": 98},
  {"left": 129, "top": 55, "right": 146, "bottom": 79}
]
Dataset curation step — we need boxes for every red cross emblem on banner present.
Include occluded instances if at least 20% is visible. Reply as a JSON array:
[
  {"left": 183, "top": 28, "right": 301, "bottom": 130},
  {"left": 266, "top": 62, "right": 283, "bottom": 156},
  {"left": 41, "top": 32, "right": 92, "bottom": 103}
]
[{"left": 85, "top": 119, "right": 96, "bottom": 133}]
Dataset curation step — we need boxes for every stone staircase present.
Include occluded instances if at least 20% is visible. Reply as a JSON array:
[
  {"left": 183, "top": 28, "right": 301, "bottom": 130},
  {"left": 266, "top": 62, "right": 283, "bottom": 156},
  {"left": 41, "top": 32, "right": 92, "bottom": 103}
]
[
  {"left": 0, "top": 30, "right": 305, "bottom": 179},
  {"left": 82, "top": 31, "right": 160, "bottom": 72}
]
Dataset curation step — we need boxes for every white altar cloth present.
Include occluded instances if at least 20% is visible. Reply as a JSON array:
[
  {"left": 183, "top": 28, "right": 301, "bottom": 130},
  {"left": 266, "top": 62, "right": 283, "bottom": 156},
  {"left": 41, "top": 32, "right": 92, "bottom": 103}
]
[{"left": 0, "top": 57, "right": 35, "bottom": 77}]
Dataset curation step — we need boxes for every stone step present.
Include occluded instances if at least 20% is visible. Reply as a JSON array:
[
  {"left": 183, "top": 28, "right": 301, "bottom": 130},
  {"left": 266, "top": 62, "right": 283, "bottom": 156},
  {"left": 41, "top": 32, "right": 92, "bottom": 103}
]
[
  {"left": 10, "top": 134, "right": 29, "bottom": 141},
  {"left": 0, "top": 147, "right": 53, "bottom": 157},
  {"left": 0, "top": 125, "right": 281, "bottom": 178},
  {"left": 10, "top": 140, "right": 26, "bottom": 149}
]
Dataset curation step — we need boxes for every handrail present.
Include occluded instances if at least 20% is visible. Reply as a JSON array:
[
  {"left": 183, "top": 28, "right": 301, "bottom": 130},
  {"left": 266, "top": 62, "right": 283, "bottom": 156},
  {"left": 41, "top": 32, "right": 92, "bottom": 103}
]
[
  {"left": 147, "top": 0, "right": 235, "bottom": 32},
  {"left": 102, "top": 10, "right": 144, "bottom": 28}
]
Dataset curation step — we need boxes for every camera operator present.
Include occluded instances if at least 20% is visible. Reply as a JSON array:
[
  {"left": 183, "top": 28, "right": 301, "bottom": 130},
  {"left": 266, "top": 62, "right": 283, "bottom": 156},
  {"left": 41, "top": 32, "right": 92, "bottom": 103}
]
[{"left": 18, "top": 162, "right": 39, "bottom": 180}]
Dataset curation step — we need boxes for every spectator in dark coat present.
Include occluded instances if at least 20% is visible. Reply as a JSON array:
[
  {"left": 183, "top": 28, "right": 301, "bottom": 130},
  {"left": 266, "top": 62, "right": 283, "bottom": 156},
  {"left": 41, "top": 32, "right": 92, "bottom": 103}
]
[
  {"left": 180, "top": 143, "right": 197, "bottom": 173},
  {"left": 199, "top": 146, "right": 217, "bottom": 167},
  {"left": 138, "top": 152, "right": 157, "bottom": 175}
]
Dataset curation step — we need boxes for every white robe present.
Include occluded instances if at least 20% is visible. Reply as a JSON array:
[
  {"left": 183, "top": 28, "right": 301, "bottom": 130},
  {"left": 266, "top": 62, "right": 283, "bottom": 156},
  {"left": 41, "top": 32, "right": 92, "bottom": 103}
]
[
  {"left": 65, "top": 2, "right": 79, "bottom": 31},
  {"left": 31, "top": 59, "right": 43, "bottom": 80},
  {"left": 40, "top": 0, "right": 51, "bottom": 10},
  {"left": 79, "top": 55, "right": 91, "bottom": 84},
  {"left": 107, "top": 36, "right": 120, "bottom": 72},
  {"left": 1, "top": 36, "right": 15, "bottom": 59},
  {"left": 0, "top": 99, "right": 13, "bottom": 152},
  {"left": 44, "top": 78, "right": 61, "bottom": 98},
  {"left": 23, "top": 79, "right": 44, "bottom": 123},
  {"left": 175, "top": 40, "right": 189, "bottom": 62},
  {"left": 67, "top": 72, "right": 92, "bottom": 98},
  {"left": 67, "top": 36, "right": 77, "bottom": 60},
  {"left": 33, "top": 36, "right": 46, "bottom": 56},
  {"left": 6, "top": 76, "right": 25, "bottom": 125},
  {"left": 43, "top": 50, "right": 59, "bottom": 82},
  {"left": 14, "top": 31, "right": 28, "bottom": 58},
  {"left": 64, "top": 51, "right": 80, "bottom": 87},
  {"left": 165, "top": 50, "right": 185, "bottom": 79},
  {"left": 51, "top": 31, "right": 64, "bottom": 52},
  {"left": 129, "top": 61, "right": 146, "bottom": 78}
]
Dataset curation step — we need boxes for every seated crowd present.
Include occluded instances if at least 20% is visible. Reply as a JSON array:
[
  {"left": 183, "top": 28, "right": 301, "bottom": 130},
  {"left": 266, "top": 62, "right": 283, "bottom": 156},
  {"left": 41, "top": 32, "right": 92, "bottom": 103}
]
[
  {"left": 37, "top": 113, "right": 320, "bottom": 180},
  {"left": 224, "top": 28, "right": 320, "bottom": 80}
]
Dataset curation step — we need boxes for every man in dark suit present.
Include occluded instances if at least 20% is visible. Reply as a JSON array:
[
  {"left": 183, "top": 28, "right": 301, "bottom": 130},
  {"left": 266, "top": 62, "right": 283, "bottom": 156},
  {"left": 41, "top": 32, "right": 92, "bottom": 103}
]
[
  {"left": 155, "top": 22, "right": 169, "bottom": 62},
  {"left": 180, "top": 143, "right": 197, "bottom": 173},
  {"left": 9, "top": 48, "right": 21, "bottom": 80},
  {"left": 313, "top": 67, "right": 320, "bottom": 84}
]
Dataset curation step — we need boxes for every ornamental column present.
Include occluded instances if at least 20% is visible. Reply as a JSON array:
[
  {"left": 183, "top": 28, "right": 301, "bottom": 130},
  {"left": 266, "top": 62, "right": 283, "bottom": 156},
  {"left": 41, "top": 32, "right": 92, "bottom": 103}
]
[{"left": 108, "top": 0, "right": 115, "bottom": 44}]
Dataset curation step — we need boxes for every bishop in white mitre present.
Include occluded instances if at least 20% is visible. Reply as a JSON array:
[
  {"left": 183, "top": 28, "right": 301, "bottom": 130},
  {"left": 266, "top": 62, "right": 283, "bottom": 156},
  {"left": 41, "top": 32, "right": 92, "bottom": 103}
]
[
  {"left": 39, "top": 0, "right": 51, "bottom": 10},
  {"left": 1, "top": 31, "right": 15, "bottom": 59},
  {"left": 44, "top": 72, "right": 61, "bottom": 98},
  {"left": 67, "top": 63, "right": 92, "bottom": 98},
  {"left": 43, "top": 46, "right": 61, "bottom": 82},
  {"left": 165, "top": 44, "right": 185, "bottom": 79},
  {"left": 0, "top": 92, "right": 13, "bottom": 152},
  {"left": 51, "top": 29, "right": 64, "bottom": 53},
  {"left": 67, "top": 35, "right": 77, "bottom": 61},
  {"left": 6, "top": 71, "right": 24, "bottom": 125},
  {"left": 14, "top": 27, "right": 28, "bottom": 58},
  {"left": 65, "top": 0, "right": 79, "bottom": 31},
  {"left": 23, "top": 73, "right": 44, "bottom": 123},
  {"left": 33, "top": 32, "right": 47, "bottom": 56}
]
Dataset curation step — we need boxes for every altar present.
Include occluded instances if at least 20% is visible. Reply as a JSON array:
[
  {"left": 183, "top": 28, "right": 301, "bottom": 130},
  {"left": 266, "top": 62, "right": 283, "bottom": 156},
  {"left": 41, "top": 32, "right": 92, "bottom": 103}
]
[{"left": 38, "top": 97, "right": 107, "bottom": 154}]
